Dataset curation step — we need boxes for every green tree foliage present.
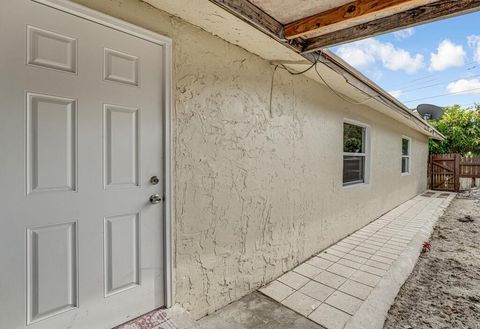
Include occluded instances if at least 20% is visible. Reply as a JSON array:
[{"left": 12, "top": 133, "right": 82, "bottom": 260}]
[
  {"left": 344, "top": 123, "right": 364, "bottom": 153},
  {"left": 428, "top": 104, "right": 480, "bottom": 156}
]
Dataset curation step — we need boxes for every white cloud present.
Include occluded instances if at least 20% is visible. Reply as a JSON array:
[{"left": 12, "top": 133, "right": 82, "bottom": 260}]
[
  {"left": 447, "top": 78, "right": 480, "bottom": 95},
  {"left": 336, "top": 38, "right": 425, "bottom": 74},
  {"left": 336, "top": 46, "right": 375, "bottom": 67},
  {"left": 467, "top": 35, "right": 480, "bottom": 63},
  {"left": 370, "top": 69, "right": 383, "bottom": 82},
  {"left": 388, "top": 90, "right": 403, "bottom": 98},
  {"left": 429, "top": 40, "right": 466, "bottom": 71},
  {"left": 393, "top": 28, "right": 415, "bottom": 40}
]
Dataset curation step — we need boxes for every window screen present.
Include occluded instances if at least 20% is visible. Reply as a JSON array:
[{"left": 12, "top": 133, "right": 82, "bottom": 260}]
[
  {"left": 343, "top": 123, "right": 366, "bottom": 185},
  {"left": 402, "top": 138, "right": 410, "bottom": 174}
]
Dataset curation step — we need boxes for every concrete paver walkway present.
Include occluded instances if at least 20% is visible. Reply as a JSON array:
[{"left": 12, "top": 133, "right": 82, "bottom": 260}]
[{"left": 258, "top": 191, "right": 455, "bottom": 329}]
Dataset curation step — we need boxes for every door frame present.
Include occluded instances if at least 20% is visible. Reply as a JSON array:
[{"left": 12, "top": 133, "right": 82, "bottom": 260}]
[{"left": 32, "top": 0, "right": 175, "bottom": 308}]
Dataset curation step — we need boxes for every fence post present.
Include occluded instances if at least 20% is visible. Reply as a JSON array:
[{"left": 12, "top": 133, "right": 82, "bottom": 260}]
[
  {"left": 454, "top": 153, "right": 461, "bottom": 192},
  {"left": 428, "top": 154, "right": 432, "bottom": 190}
]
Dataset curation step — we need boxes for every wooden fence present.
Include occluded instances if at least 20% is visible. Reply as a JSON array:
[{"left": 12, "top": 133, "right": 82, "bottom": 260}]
[{"left": 429, "top": 153, "right": 480, "bottom": 192}]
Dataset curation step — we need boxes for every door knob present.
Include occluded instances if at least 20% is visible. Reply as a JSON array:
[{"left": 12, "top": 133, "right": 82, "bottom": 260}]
[{"left": 149, "top": 194, "right": 163, "bottom": 204}]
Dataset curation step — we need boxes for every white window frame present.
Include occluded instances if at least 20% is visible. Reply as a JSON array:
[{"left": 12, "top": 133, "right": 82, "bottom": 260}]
[
  {"left": 343, "top": 119, "right": 370, "bottom": 187},
  {"left": 401, "top": 136, "right": 411, "bottom": 176}
]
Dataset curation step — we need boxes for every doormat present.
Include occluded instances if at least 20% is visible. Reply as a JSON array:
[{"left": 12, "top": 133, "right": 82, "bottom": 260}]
[
  {"left": 113, "top": 308, "right": 177, "bottom": 329},
  {"left": 421, "top": 192, "right": 435, "bottom": 197},
  {"left": 437, "top": 193, "right": 451, "bottom": 198}
]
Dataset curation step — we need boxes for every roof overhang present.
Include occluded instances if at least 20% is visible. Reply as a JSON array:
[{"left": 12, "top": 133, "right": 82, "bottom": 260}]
[
  {"left": 143, "top": 0, "right": 460, "bottom": 139},
  {"left": 318, "top": 49, "right": 445, "bottom": 139}
]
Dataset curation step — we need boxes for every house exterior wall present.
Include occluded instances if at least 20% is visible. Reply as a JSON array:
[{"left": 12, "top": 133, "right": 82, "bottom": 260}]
[{"left": 72, "top": 0, "right": 429, "bottom": 319}]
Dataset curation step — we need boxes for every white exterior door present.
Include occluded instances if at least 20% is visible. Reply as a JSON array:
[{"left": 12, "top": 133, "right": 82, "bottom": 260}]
[{"left": 0, "top": 1, "right": 167, "bottom": 328}]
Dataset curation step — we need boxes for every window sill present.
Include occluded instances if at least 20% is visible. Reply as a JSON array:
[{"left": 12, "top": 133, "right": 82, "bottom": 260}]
[
  {"left": 401, "top": 172, "right": 411, "bottom": 176},
  {"left": 342, "top": 182, "right": 369, "bottom": 189}
]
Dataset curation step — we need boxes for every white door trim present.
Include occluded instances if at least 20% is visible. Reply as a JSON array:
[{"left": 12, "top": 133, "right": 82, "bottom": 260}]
[{"left": 31, "top": 0, "right": 175, "bottom": 308}]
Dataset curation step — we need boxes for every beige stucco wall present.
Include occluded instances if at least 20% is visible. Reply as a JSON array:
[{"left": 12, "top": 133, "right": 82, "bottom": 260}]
[{"left": 73, "top": 0, "right": 429, "bottom": 318}]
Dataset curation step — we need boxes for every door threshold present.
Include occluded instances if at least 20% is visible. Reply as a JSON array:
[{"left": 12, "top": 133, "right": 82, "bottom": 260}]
[{"left": 113, "top": 308, "right": 176, "bottom": 329}]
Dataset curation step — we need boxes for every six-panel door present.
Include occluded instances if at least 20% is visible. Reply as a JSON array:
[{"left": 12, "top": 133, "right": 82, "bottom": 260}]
[{"left": 0, "top": 1, "right": 165, "bottom": 328}]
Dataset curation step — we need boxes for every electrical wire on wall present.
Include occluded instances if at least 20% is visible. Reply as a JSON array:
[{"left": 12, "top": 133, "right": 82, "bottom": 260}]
[
  {"left": 268, "top": 55, "right": 439, "bottom": 137},
  {"left": 269, "top": 53, "right": 378, "bottom": 118},
  {"left": 269, "top": 65, "right": 278, "bottom": 118},
  {"left": 269, "top": 56, "right": 319, "bottom": 117},
  {"left": 313, "top": 63, "right": 377, "bottom": 105}
]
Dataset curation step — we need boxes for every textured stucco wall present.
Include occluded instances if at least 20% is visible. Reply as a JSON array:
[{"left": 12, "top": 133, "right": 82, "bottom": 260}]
[{"left": 72, "top": 0, "right": 429, "bottom": 319}]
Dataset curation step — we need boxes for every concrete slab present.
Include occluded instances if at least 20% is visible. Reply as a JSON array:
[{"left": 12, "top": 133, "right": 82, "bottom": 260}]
[
  {"left": 258, "top": 280, "right": 295, "bottom": 302},
  {"left": 281, "top": 291, "right": 322, "bottom": 316},
  {"left": 313, "top": 271, "right": 347, "bottom": 289},
  {"left": 307, "top": 256, "right": 334, "bottom": 270},
  {"left": 197, "top": 292, "right": 324, "bottom": 329},
  {"left": 324, "top": 291, "right": 363, "bottom": 315},
  {"left": 293, "top": 263, "right": 323, "bottom": 279},
  {"left": 277, "top": 271, "right": 311, "bottom": 290},
  {"left": 308, "top": 303, "right": 350, "bottom": 329},
  {"left": 299, "top": 281, "right": 335, "bottom": 301},
  {"left": 337, "top": 280, "right": 372, "bottom": 300}
]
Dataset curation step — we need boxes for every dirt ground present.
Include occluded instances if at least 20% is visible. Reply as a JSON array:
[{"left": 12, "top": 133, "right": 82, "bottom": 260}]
[{"left": 384, "top": 190, "right": 480, "bottom": 329}]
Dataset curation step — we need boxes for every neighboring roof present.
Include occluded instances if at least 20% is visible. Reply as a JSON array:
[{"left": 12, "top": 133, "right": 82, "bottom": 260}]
[{"left": 145, "top": 0, "right": 447, "bottom": 139}]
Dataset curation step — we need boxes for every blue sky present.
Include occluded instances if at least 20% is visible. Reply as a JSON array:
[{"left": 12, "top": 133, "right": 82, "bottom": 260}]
[{"left": 331, "top": 11, "right": 480, "bottom": 110}]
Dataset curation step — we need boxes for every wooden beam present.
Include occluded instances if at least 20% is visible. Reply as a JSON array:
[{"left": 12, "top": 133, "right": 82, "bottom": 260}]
[
  {"left": 209, "top": 0, "right": 282, "bottom": 35},
  {"left": 208, "top": 0, "right": 306, "bottom": 53},
  {"left": 303, "top": 0, "right": 480, "bottom": 52},
  {"left": 284, "top": 0, "right": 426, "bottom": 40}
]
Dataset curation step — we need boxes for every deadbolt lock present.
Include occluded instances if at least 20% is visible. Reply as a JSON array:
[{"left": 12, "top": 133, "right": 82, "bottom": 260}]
[{"left": 150, "top": 175, "right": 159, "bottom": 185}]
